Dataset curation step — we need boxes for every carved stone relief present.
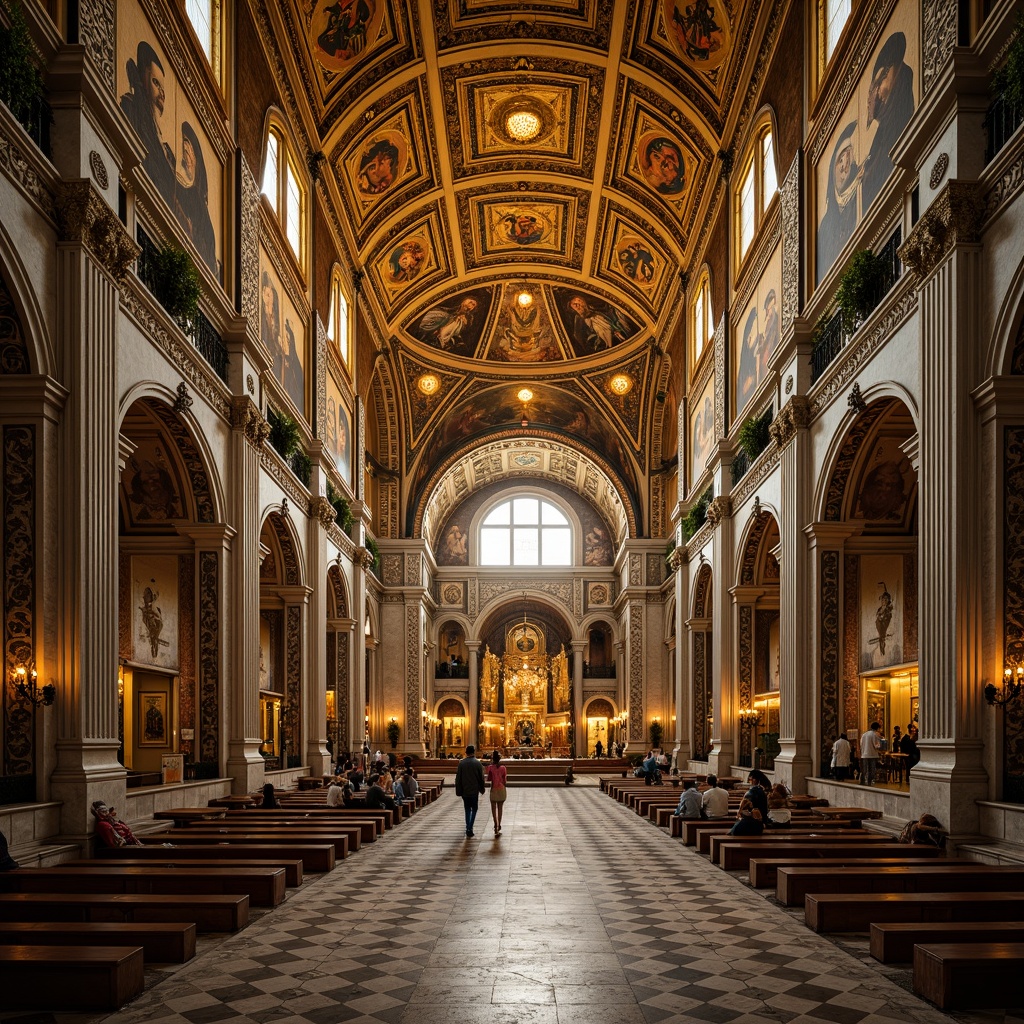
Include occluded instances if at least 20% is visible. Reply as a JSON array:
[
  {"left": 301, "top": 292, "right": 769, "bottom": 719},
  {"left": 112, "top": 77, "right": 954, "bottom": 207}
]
[
  {"left": 0, "top": 273, "right": 30, "bottom": 374},
  {"left": 285, "top": 605, "right": 302, "bottom": 759},
  {"left": 781, "top": 153, "right": 800, "bottom": 338},
  {"left": 198, "top": 550, "right": 219, "bottom": 765},
  {"left": 922, "top": 0, "right": 957, "bottom": 95},
  {"left": 628, "top": 603, "right": 644, "bottom": 743},
  {"left": 820, "top": 550, "right": 840, "bottom": 775},
  {"left": 738, "top": 604, "right": 752, "bottom": 764}
]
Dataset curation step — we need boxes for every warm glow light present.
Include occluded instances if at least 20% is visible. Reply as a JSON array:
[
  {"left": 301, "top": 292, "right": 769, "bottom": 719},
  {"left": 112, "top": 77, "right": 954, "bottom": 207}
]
[
  {"left": 506, "top": 110, "right": 542, "bottom": 142},
  {"left": 418, "top": 374, "right": 440, "bottom": 396},
  {"left": 517, "top": 289, "right": 533, "bottom": 308},
  {"left": 610, "top": 374, "right": 633, "bottom": 395},
  {"left": 517, "top": 388, "right": 533, "bottom": 403}
]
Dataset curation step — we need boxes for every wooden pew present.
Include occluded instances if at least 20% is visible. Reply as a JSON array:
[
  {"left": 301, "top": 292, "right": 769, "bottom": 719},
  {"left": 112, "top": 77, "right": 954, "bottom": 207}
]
[
  {"left": 804, "top": 891, "right": 1024, "bottom": 933},
  {"left": 871, "top": 922, "right": 1024, "bottom": 963},
  {"left": 913, "top": 942, "right": 1024, "bottom": 1010},
  {"left": 0, "top": 944, "right": 145, "bottom": 1010},
  {"left": 777, "top": 864, "right": 1024, "bottom": 907},
  {"left": 663, "top": 808, "right": 824, "bottom": 834},
  {"left": 0, "top": 892, "right": 249, "bottom": 931},
  {"left": 717, "top": 839, "right": 901, "bottom": 872},
  {"left": 681, "top": 817, "right": 854, "bottom": 846},
  {"left": 240, "top": 808, "right": 395, "bottom": 831},
  {"left": 73, "top": 856, "right": 304, "bottom": 887},
  {"left": 169, "top": 829, "right": 354, "bottom": 857},
  {"left": 748, "top": 849, "right": 943, "bottom": 887},
  {"left": 708, "top": 830, "right": 880, "bottom": 862},
  {"left": 0, "top": 920, "right": 196, "bottom": 963},
  {"left": 124, "top": 839, "right": 336, "bottom": 872},
  {"left": 0, "top": 865, "right": 286, "bottom": 907}
]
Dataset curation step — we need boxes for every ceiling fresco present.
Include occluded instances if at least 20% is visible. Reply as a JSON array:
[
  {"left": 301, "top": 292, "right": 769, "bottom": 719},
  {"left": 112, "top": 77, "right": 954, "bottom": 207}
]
[{"left": 266, "top": 0, "right": 780, "bottom": 535}]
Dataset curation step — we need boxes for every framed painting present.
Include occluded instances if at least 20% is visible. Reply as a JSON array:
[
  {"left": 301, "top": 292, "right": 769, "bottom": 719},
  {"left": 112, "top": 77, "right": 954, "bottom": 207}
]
[{"left": 139, "top": 692, "right": 168, "bottom": 747}]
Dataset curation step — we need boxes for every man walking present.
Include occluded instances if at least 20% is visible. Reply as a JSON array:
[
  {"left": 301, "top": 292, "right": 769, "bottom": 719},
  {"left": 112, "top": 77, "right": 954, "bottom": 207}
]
[
  {"left": 455, "top": 744, "right": 486, "bottom": 837},
  {"left": 860, "top": 721, "right": 883, "bottom": 786}
]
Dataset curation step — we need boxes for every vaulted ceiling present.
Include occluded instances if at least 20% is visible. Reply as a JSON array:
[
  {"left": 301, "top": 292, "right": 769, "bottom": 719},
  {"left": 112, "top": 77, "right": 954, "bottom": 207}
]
[{"left": 271, "top": 0, "right": 779, "bottom": 535}]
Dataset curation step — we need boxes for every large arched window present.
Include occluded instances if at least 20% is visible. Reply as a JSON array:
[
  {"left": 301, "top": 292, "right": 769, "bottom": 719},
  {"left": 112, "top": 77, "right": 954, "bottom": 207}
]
[
  {"left": 480, "top": 497, "right": 571, "bottom": 566},
  {"left": 735, "top": 115, "right": 779, "bottom": 264},
  {"left": 690, "top": 266, "right": 713, "bottom": 369},
  {"left": 326, "top": 266, "right": 350, "bottom": 367},
  {"left": 262, "top": 122, "right": 305, "bottom": 265}
]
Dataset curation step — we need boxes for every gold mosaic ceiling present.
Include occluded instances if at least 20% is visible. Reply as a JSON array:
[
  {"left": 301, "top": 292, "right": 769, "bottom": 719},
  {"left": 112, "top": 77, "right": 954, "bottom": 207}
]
[{"left": 271, "top": 0, "right": 779, "bottom": 526}]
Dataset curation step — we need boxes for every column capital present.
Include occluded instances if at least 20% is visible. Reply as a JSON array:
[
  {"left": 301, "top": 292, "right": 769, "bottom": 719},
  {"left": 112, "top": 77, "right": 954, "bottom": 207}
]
[
  {"left": 571, "top": 640, "right": 587, "bottom": 653},
  {"left": 309, "top": 495, "right": 337, "bottom": 529},
  {"left": 898, "top": 180, "right": 984, "bottom": 281},
  {"left": 465, "top": 640, "right": 482, "bottom": 652},
  {"left": 802, "top": 521, "right": 862, "bottom": 548},
  {"left": 768, "top": 395, "right": 811, "bottom": 450},
  {"left": 56, "top": 180, "right": 140, "bottom": 285},
  {"left": 705, "top": 496, "right": 732, "bottom": 526},
  {"left": 230, "top": 396, "right": 270, "bottom": 449},
  {"left": 176, "top": 523, "right": 237, "bottom": 549}
]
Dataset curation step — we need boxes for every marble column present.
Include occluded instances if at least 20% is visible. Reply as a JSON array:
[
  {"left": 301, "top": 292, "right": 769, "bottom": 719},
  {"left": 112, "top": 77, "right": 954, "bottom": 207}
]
[
  {"left": 669, "top": 549, "right": 689, "bottom": 770},
  {"left": 225, "top": 397, "right": 270, "bottom": 793},
  {"left": 899, "top": 182, "right": 989, "bottom": 832},
  {"left": 467, "top": 639, "right": 480, "bottom": 750},
  {"left": 306, "top": 497, "right": 336, "bottom": 774},
  {"left": 707, "top": 498, "right": 735, "bottom": 775},
  {"left": 50, "top": 182, "right": 139, "bottom": 835},
  {"left": 572, "top": 640, "right": 586, "bottom": 757}
]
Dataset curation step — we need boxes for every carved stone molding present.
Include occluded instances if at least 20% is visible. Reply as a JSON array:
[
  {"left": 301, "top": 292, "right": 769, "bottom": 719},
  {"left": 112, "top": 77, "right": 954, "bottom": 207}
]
[
  {"left": 705, "top": 496, "right": 732, "bottom": 527},
  {"left": 898, "top": 181, "right": 984, "bottom": 281},
  {"left": 356, "top": 547, "right": 376, "bottom": 572},
  {"left": 667, "top": 547, "right": 683, "bottom": 573},
  {"left": 310, "top": 496, "right": 337, "bottom": 530},
  {"left": 231, "top": 396, "right": 270, "bottom": 449},
  {"left": 768, "top": 395, "right": 811, "bottom": 450},
  {"left": 56, "top": 181, "right": 139, "bottom": 284},
  {"left": 780, "top": 152, "right": 801, "bottom": 338},
  {"left": 79, "top": 0, "right": 116, "bottom": 93},
  {"left": 922, "top": 0, "right": 957, "bottom": 95}
]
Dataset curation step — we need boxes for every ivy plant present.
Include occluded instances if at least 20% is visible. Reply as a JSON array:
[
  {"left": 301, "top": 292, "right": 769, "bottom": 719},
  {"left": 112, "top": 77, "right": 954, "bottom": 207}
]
[
  {"left": 326, "top": 481, "right": 354, "bottom": 533},
  {"left": 995, "top": 15, "right": 1024, "bottom": 111},
  {"left": 681, "top": 487, "right": 713, "bottom": 541},
  {"left": 834, "top": 249, "right": 885, "bottom": 334},
  {"left": 267, "top": 406, "right": 302, "bottom": 460},
  {"left": 738, "top": 407, "right": 773, "bottom": 463},
  {"left": 0, "top": 3, "right": 44, "bottom": 131},
  {"left": 365, "top": 535, "right": 380, "bottom": 574},
  {"left": 153, "top": 244, "right": 201, "bottom": 335}
]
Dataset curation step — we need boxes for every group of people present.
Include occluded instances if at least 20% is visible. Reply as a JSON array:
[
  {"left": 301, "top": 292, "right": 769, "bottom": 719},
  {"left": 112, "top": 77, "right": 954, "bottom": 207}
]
[
  {"left": 454, "top": 745, "right": 507, "bottom": 838},
  {"left": 830, "top": 722, "right": 920, "bottom": 785},
  {"left": 672, "top": 770, "right": 792, "bottom": 837},
  {"left": 592, "top": 740, "right": 625, "bottom": 758},
  {"left": 322, "top": 753, "right": 421, "bottom": 813}
]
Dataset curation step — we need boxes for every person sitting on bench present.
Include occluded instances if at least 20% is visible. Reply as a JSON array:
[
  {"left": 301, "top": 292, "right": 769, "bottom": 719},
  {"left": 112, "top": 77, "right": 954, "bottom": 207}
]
[
  {"left": 364, "top": 774, "right": 397, "bottom": 811},
  {"left": 0, "top": 829, "right": 19, "bottom": 870},
  {"left": 728, "top": 797, "right": 764, "bottom": 836},
  {"left": 260, "top": 783, "right": 282, "bottom": 809},
  {"left": 326, "top": 777, "right": 347, "bottom": 807},
  {"left": 673, "top": 779, "right": 703, "bottom": 818},
  {"left": 766, "top": 784, "right": 792, "bottom": 827},
  {"left": 701, "top": 775, "right": 730, "bottom": 818},
  {"left": 92, "top": 801, "right": 143, "bottom": 847},
  {"left": 402, "top": 770, "right": 419, "bottom": 801}
]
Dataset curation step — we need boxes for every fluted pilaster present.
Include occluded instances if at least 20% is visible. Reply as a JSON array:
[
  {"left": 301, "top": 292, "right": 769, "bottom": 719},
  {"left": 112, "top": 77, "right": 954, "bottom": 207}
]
[{"left": 572, "top": 640, "right": 586, "bottom": 758}]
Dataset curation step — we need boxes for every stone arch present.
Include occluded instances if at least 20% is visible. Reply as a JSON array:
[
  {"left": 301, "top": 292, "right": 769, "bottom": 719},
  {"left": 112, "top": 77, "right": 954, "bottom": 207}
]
[
  {"left": 692, "top": 562, "right": 712, "bottom": 618},
  {"left": 435, "top": 696, "right": 469, "bottom": 753},
  {"left": 263, "top": 511, "right": 303, "bottom": 587},
  {"left": 369, "top": 359, "right": 400, "bottom": 539},
  {"left": 0, "top": 231, "right": 53, "bottom": 376},
  {"left": 691, "top": 561, "right": 713, "bottom": 761},
  {"left": 327, "top": 562, "right": 348, "bottom": 619},
  {"left": 985, "top": 252, "right": 1024, "bottom": 378}
]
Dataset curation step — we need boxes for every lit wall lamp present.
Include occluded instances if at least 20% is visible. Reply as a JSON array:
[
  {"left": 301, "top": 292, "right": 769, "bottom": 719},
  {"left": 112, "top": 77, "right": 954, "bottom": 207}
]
[
  {"left": 985, "top": 665, "right": 1024, "bottom": 706},
  {"left": 738, "top": 707, "right": 763, "bottom": 730},
  {"left": 11, "top": 663, "right": 56, "bottom": 707}
]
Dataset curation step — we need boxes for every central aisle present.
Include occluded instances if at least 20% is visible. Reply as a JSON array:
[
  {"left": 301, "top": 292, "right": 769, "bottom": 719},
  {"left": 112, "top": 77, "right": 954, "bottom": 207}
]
[{"left": 101, "top": 788, "right": 964, "bottom": 1024}]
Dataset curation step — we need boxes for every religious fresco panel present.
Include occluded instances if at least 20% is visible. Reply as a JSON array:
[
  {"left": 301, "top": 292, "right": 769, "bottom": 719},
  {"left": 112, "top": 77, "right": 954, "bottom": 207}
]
[
  {"left": 475, "top": 198, "right": 569, "bottom": 258},
  {"left": 849, "top": 434, "right": 916, "bottom": 528},
  {"left": 689, "top": 371, "right": 715, "bottom": 487},
  {"left": 663, "top": 0, "right": 733, "bottom": 71},
  {"left": 259, "top": 244, "right": 307, "bottom": 420},
  {"left": 121, "top": 435, "right": 187, "bottom": 526},
  {"left": 859, "top": 553, "right": 904, "bottom": 673},
  {"left": 480, "top": 283, "right": 567, "bottom": 364},
  {"left": 131, "top": 554, "right": 180, "bottom": 672},
  {"left": 550, "top": 286, "right": 642, "bottom": 358},
  {"left": 325, "top": 373, "right": 352, "bottom": 486},
  {"left": 815, "top": 0, "right": 919, "bottom": 285},
  {"left": 403, "top": 285, "right": 496, "bottom": 358},
  {"left": 310, "top": 0, "right": 388, "bottom": 73},
  {"left": 620, "top": 108, "right": 702, "bottom": 220},
  {"left": 733, "top": 242, "right": 781, "bottom": 420},
  {"left": 367, "top": 207, "right": 451, "bottom": 316},
  {"left": 603, "top": 218, "right": 670, "bottom": 301}
]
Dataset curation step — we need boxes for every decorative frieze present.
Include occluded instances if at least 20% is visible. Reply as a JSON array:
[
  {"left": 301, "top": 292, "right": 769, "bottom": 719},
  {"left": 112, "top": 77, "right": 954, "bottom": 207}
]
[
  {"left": 198, "top": 550, "right": 219, "bottom": 765},
  {"left": 781, "top": 153, "right": 801, "bottom": 338},
  {"left": 406, "top": 604, "right": 420, "bottom": 740},
  {"left": 239, "top": 155, "right": 260, "bottom": 345},
  {"left": 382, "top": 554, "right": 403, "bottom": 585},
  {"left": 899, "top": 181, "right": 984, "bottom": 281},
  {"left": 820, "top": 550, "right": 841, "bottom": 776},
  {"left": 231, "top": 396, "right": 270, "bottom": 449},
  {"left": 56, "top": 181, "right": 139, "bottom": 284},
  {"left": 768, "top": 396, "right": 811, "bottom": 450},
  {"left": 79, "top": 0, "right": 116, "bottom": 93},
  {"left": 922, "top": 0, "right": 957, "bottom": 95},
  {"left": 628, "top": 603, "right": 644, "bottom": 743}
]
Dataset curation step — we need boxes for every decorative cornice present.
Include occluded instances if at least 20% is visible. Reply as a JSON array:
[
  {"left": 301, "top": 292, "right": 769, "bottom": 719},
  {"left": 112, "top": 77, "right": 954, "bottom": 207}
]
[
  {"left": 731, "top": 441, "right": 781, "bottom": 509},
  {"left": 0, "top": 105, "right": 56, "bottom": 219},
  {"left": 898, "top": 181, "right": 984, "bottom": 281},
  {"left": 667, "top": 548, "right": 683, "bottom": 572},
  {"left": 705, "top": 496, "right": 732, "bottom": 527},
  {"left": 56, "top": 180, "right": 139, "bottom": 284},
  {"left": 310, "top": 495, "right": 337, "bottom": 530},
  {"left": 231, "top": 396, "right": 270, "bottom": 449},
  {"left": 260, "top": 444, "right": 311, "bottom": 511},
  {"left": 768, "top": 395, "right": 811, "bottom": 450}
]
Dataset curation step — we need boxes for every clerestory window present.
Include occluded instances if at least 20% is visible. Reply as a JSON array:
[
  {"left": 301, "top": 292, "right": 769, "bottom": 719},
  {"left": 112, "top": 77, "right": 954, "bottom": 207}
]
[{"left": 479, "top": 498, "right": 572, "bottom": 566}]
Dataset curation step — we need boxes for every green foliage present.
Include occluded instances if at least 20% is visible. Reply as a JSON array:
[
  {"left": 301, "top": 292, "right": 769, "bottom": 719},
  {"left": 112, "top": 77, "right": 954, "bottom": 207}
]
[
  {"left": 326, "top": 481, "right": 354, "bottom": 532},
  {"left": 681, "top": 487, "right": 713, "bottom": 541},
  {"left": 365, "top": 535, "right": 380, "bottom": 574},
  {"left": 649, "top": 720, "right": 664, "bottom": 751},
  {"left": 291, "top": 451, "right": 312, "bottom": 487},
  {"left": 738, "top": 407, "right": 773, "bottom": 463},
  {"left": 0, "top": 3, "right": 44, "bottom": 129},
  {"left": 386, "top": 720, "right": 400, "bottom": 749},
  {"left": 267, "top": 407, "right": 302, "bottom": 460},
  {"left": 834, "top": 249, "right": 885, "bottom": 333},
  {"left": 995, "top": 15, "right": 1024, "bottom": 110},
  {"left": 153, "top": 245, "right": 201, "bottom": 334}
]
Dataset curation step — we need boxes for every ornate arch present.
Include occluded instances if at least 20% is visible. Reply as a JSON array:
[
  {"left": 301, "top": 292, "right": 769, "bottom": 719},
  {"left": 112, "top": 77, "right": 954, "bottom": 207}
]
[
  {"left": 370, "top": 359, "right": 400, "bottom": 539},
  {"left": 692, "top": 562, "right": 712, "bottom": 618},
  {"left": 819, "top": 398, "right": 894, "bottom": 522},
  {"left": 0, "top": 272, "right": 30, "bottom": 374},
  {"left": 266, "top": 512, "right": 302, "bottom": 586},
  {"left": 327, "top": 563, "right": 349, "bottom": 618},
  {"left": 737, "top": 511, "right": 780, "bottom": 587},
  {"left": 145, "top": 400, "right": 218, "bottom": 523},
  {"left": 0, "top": 229, "right": 52, "bottom": 376}
]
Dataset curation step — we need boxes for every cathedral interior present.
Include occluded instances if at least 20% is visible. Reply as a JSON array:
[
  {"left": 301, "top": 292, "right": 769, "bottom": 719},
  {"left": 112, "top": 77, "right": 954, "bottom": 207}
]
[{"left": 1, "top": 0, "right": 1024, "bottom": 867}]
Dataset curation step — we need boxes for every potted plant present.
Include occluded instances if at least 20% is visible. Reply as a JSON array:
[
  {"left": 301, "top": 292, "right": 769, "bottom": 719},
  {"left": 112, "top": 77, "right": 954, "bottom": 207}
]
[
  {"left": 738, "top": 407, "right": 772, "bottom": 463},
  {"left": 152, "top": 244, "right": 201, "bottom": 335},
  {"left": 0, "top": 4, "right": 47, "bottom": 136},
  {"left": 834, "top": 248, "right": 885, "bottom": 333},
  {"left": 649, "top": 719, "right": 664, "bottom": 752},
  {"left": 267, "top": 407, "right": 301, "bottom": 460},
  {"left": 386, "top": 719, "right": 400, "bottom": 749}
]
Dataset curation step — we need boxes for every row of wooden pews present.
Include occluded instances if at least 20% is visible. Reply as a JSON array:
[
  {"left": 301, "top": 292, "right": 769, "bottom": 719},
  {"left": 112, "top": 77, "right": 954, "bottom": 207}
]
[{"left": 0, "top": 775, "right": 445, "bottom": 1011}]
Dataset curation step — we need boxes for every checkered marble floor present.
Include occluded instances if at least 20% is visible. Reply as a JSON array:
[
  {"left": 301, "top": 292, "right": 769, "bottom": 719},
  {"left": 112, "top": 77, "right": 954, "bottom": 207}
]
[{"left": 7, "top": 788, "right": 1023, "bottom": 1024}]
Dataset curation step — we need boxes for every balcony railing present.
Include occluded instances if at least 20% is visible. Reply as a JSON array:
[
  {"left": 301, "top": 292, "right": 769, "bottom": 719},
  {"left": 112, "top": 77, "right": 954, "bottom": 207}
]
[
  {"left": 136, "top": 227, "right": 228, "bottom": 384},
  {"left": 986, "top": 92, "right": 1023, "bottom": 164},
  {"left": 811, "top": 228, "right": 902, "bottom": 384},
  {"left": 583, "top": 664, "right": 616, "bottom": 679}
]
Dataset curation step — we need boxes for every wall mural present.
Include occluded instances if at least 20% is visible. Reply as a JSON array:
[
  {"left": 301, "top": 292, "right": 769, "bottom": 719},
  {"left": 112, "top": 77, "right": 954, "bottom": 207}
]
[
  {"left": 859, "top": 554, "right": 903, "bottom": 672},
  {"left": 369, "top": 210, "right": 448, "bottom": 311},
  {"left": 635, "top": 128, "right": 689, "bottom": 200},
  {"left": 404, "top": 286, "right": 495, "bottom": 358},
  {"left": 477, "top": 199, "right": 567, "bottom": 257},
  {"left": 663, "top": 0, "right": 732, "bottom": 71},
  {"left": 310, "top": 0, "right": 387, "bottom": 72},
  {"left": 482, "top": 283, "right": 566, "bottom": 363},
  {"left": 259, "top": 246, "right": 306, "bottom": 418},
  {"left": 123, "top": 437, "right": 185, "bottom": 524},
  {"left": 117, "top": 1, "right": 221, "bottom": 278},
  {"left": 608, "top": 222, "right": 667, "bottom": 297},
  {"left": 734, "top": 243, "right": 781, "bottom": 419},
  {"left": 851, "top": 436, "right": 914, "bottom": 524},
  {"left": 689, "top": 371, "right": 715, "bottom": 486},
  {"left": 131, "top": 554, "right": 179, "bottom": 671},
  {"left": 815, "top": 0, "right": 919, "bottom": 284},
  {"left": 551, "top": 286, "right": 641, "bottom": 357},
  {"left": 325, "top": 374, "right": 352, "bottom": 485}
]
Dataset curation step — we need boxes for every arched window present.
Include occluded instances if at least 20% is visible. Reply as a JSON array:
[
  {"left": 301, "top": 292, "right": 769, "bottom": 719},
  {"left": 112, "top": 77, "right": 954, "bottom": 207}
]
[
  {"left": 691, "top": 268, "right": 714, "bottom": 369},
  {"left": 823, "top": 0, "right": 852, "bottom": 62},
  {"left": 479, "top": 497, "right": 572, "bottom": 566},
  {"left": 184, "top": 0, "right": 221, "bottom": 76},
  {"left": 326, "top": 266, "right": 350, "bottom": 367},
  {"left": 735, "top": 117, "right": 779, "bottom": 263},
  {"left": 262, "top": 122, "right": 305, "bottom": 265}
]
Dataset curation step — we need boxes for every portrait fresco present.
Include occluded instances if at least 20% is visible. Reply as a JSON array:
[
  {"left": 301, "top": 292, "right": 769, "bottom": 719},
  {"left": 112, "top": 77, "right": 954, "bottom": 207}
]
[
  {"left": 611, "top": 229, "right": 664, "bottom": 294},
  {"left": 733, "top": 243, "right": 781, "bottom": 418},
  {"left": 437, "top": 522, "right": 469, "bottom": 566},
  {"left": 132, "top": 554, "right": 179, "bottom": 671},
  {"left": 690, "top": 373, "right": 715, "bottom": 486},
  {"left": 664, "top": 0, "right": 732, "bottom": 71},
  {"left": 117, "top": 1, "right": 222, "bottom": 279},
  {"left": 259, "top": 246, "right": 306, "bottom": 418},
  {"left": 477, "top": 200, "right": 567, "bottom": 256},
  {"left": 311, "top": 0, "right": 386, "bottom": 73},
  {"left": 406, "top": 287, "right": 494, "bottom": 357},
  {"left": 482, "top": 284, "right": 565, "bottom": 363},
  {"left": 340, "top": 110, "right": 418, "bottom": 218},
  {"left": 325, "top": 375, "right": 352, "bottom": 485},
  {"left": 852, "top": 437, "right": 914, "bottom": 523},
  {"left": 139, "top": 693, "right": 168, "bottom": 746},
  {"left": 125, "top": 438, "right": 184, "bottom": 523},
  {"left": 815, "top": 0, "right": 919, "bottom": 284},
  {"left": 370, "top": 216, "right": 445, "bottom": 310},
  {"left": 551, "top": 287, "right": 641, "bottom": 357},
  {"left": 636, "top": 130, "right": 688, "bottom": 197},
  {"left": 860, "top": 554, "right": 904, "bottom": 671},
  {"left": 584, "top": 519, "right": 614, "bottom": 566}
]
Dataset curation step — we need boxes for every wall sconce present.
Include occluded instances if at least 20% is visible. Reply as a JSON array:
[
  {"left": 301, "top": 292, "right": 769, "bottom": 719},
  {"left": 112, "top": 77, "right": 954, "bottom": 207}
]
[
  {"left": 11, "top": 663, "right": 56, "bottom": 707},
  {"left": 389, "top": 716, "right": 397, "bottom": 725},
  {"left": 985, "top": 666, "right": 1024, "bottom": 706},
  {"left": 738, "top": 707, "right": 763, "bottom": 729}
]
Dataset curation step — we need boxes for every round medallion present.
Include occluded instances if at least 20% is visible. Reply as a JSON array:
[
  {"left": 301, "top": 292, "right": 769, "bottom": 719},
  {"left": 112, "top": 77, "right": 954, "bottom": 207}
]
[
  {"left": 89, "top": 150, "right": 109, "bottom": 190},
  {"left": 490, "top": 94, "right": 556, "bottom": 147},
  {"left": 929, "top": 152, "right": 949, "bottom": 190}
]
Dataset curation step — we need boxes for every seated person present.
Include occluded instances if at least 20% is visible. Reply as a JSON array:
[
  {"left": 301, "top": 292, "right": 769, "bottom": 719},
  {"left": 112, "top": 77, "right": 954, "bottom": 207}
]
[
  {"left": 656, "top": 750, "right": 670, "bottom": 768},
  {"left": 392, "top": 774, "right": 407, "bottom": 804},
  {"left": 326, "top": 778, "right": 347, "bottom": 807},
  {"left": 380, "top": 772, "right": 395, "bottom": 798},
  {"left": 728, "top": 798, "right": 764, "bottom": 836},
  {"left": 91, "top": 801, "right": 143, "bottom": 847},
  {"left": 348, "top": 767, "right": 364, "bottom": 792},
  {"left": 0, "top": 829, "right": 19, "bottom": 870},
  {"left": 743, "top": 770, "right": 770, "bottom": 819},
  {"left": 701, "top": 775, "right": 731, "bottom": 818},
  {"left": 673, "top": 779, "right": 702, "bottom": 818},
  {"left": 260, "top": 783, "right": 281, "bottom": 809},
  {"left": 402, "top": 770, "right": 419, "bottom": 801},
  {"left": 766, "top": 784, "right": 792, "bottom": 827},
  {"left": 903, "top": 812, "right": 947, "bottom": 848},
  {"left": 640, "top": 751, "right": 659, "bottom": 785},
  {"left": 363, "top": 774, "right": 397, "bottom": 811}
]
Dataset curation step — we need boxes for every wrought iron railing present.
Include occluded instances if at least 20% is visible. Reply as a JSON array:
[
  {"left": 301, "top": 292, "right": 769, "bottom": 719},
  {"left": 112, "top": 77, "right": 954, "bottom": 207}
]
[
  {"left": 986, "top": 92, "right": 1023, "bottom": 164},
  {"left": 582, "top": 664, "right": 616, "bottom": 678},
  {"left": 135, "top": 227, "right": 228, "bottom": 384}
]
